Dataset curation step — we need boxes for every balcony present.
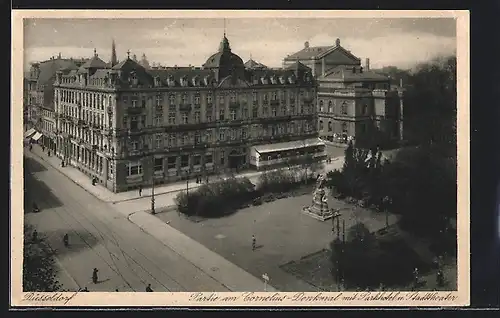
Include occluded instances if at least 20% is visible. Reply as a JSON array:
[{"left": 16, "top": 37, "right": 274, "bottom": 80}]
[
  {"left": 179, "top": 103, "right": 192, "bottom": 112},
  {"left": 127, "top": 106, "right": 144, "bottom": 114},
  {"left": 302, "top": 96, "right": 314, "bottom": 103}
]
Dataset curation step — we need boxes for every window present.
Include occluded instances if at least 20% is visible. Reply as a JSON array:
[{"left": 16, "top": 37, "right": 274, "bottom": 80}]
[
  {"left": 218, "top": 129, "right": 226, "bottom": 141},
  {"left": 168, "top": 112, "right": 176, "bottom": 124},
  {"left": 252, "top": 92, "right": 258, "bottom": 102},
  {"left": 131, "top": 98, "right": 137, "bottom": 108},
  {"left": 127, "top": 162, "right": 142, "bottom": 176},
  {"left": 230, "top": 110, "right": 236, "bottom": 120},
  {"left": 194, "top": 95, "right": 200, "bottom": 105},
  {"left": 182, "top": 113, "right": 188, "bottom": 124},
  {"left": 183, "top": 134, "right": 189, "bottom": 145},
  {"left": 328, "top": 121, "right": 332, "bottom": 132},
  {"left": 341, "top": 102, "right": 348, "bottom": 115},
  {"left": 242, "top": 108, "right": 248, "bottom": 118},
  {"left": 272, "top": 108, "right": 277, "bottom": 117},
  {"left": 242, "top": 128, "right": 247, "bottom": 139},
  {"left": 263, "top": 93, "right": 269, "bottom": 101},
  {"left": 207, "top": 93, "right": 212, "bottom": 104},
  {"left": 363, "top": 104, "right": 368, "bottom": 115},
  {"left": 252, "top": 107, "right": 258, "bottom": 118},
  {"left": 195, "top": 131, "right": 201, "bottom": 144},
  {"left": 168, "top": 134, "right": 176, "bottom": 147},
  {"left": 167, "top": 156, "right": 176, "bottom": 169},
  {"left": 155, "top": 134, "right": 162, "bottom": 149},
  {"left": 194, "top": 111, "right": 200, "bottom": 123},
  {"left": 130, "top": 116, "right": 138, "bottom": 130},
  {"left": 154, "top": 158, "right": 163, "bottom": 171},
  {"left": 193, "top": 155, "right": 201, "bottom": 166},
  {"left": 220, "top": 150, "right": 225, "bottom": 165},
  {"left": 182, "top": 94, "right": 188, "bottom": 104},
  {"left": 219, "top": 109, "right": 225, "bottom": 121},
  {"left": 230, "top": 93, "right": 236, "bottom": 102},
  {"left": 156, "top": 95, "right": 162, "bottom": 107},
  {"left": 272, "top": 91, "right": 278, "bottom": 100},
  {"left": 108, "top": 161, "right": 114, "bottom": 179},
  {"left": 218, "top": 94, "right": 225, "bottom": 105},
  {"left": 328, "top": 101, "right": 333, "bottom": 113},
  {"left": 129, "top": 140, "right": 139, "bottom": 151},
  {"left": 206, "top": 112, "right": 212, "bottom": 122},
  {"left": 155, "top": 114, "right": 163, "bottom": 126},
  {"left": 319, "top": 100, "right": 324, "bottom": 112},
  {"left": 319, "top": 120, "right": 324, "bottom": 130},
  {"left": 180, "top": 155, "right": 189, "bottom": 168},
  {"left": 342, "top": 122, "right": 348, "bottom": 133},
  {"left": 263, "top": 107, "right": 268, "bottom": 116},
  {"left": 169, "top": 94, "right": 176, "bottom": 105},
  {"left": 205, "top": 153, "right": 213, "bottom": 164}
]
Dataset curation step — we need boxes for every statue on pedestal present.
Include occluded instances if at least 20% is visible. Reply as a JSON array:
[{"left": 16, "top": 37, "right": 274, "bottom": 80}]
[{"left": 302, "top": 173, "right": 334, "bottom": 221}]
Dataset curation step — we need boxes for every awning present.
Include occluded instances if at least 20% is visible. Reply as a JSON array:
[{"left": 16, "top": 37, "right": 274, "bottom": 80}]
[
  {"left": 32, "top": 132, "right": 43, "bottom": 141},
  {"left": 253, "top": 138, "right": 325, "bottom": 154},
  {"left": 24, "top": 128, "right": 36, "bottom": 139}
]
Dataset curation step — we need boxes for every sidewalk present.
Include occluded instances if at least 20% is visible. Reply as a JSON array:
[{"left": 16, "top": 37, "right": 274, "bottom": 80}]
[
  {"left": 129, "top": 211, "right": 278, "bottom": 292},
  {"left": 28, "top": 144, "right": 344, "bottom": 206}
]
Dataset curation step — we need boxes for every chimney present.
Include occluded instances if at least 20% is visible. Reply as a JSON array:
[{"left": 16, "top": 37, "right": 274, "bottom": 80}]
[{"left": 365, "top": 58, "right": 370, "bottom": 71}]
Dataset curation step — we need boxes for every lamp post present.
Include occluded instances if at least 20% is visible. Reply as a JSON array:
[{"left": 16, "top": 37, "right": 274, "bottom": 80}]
[{"left": 151, "top": 154, "right": 156, "bottom": 215}]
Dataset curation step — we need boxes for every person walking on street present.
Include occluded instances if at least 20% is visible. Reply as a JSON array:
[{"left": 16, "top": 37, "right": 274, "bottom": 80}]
[
  {"left": 436, "top": 269, "right": 445, "bottom": 287},
  {"left": 63, "top": 233, "right": 69, "bottom": 247},
  {"left": 32, "top": 229, "right": 38, "bottom": 242},
  {"left": 252, "top": 235, "right": 256, "bottom": 251},
  {"left": 138, "top": 185, "right": 142, "bottom": 196},
  {"left": 92, "top": 268, "right": 99, "bottom": 284},
  {"left": 146, "top": 284, "right": 153, "bottom": 292}
]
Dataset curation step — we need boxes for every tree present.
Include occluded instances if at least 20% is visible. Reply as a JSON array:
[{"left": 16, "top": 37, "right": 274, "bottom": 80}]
[{"left": 23, "top": 224, "right": 62, "bottom": 292}]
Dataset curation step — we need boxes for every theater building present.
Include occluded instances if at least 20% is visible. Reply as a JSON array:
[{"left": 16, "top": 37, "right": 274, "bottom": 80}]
[
  {"left": 284, "top": 38, "right": 405, "bottom": 148},
  {"left": 53, "top": 35, "right": 325, "bottom": 193}
]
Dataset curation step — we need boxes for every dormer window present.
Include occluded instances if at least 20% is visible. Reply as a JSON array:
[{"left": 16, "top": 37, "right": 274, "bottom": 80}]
[
  {"left": 288, "top": 76, "right": 295, "bottom": 84},
  {"left": 270, "top": 76, "right": 277, "bottom": 85},
  {"left": 261, "top": 77, "right": 268, "bottom": 85},
  {"left": 204, "top": 76, "right": 210, "bottom": 86},
  {"left": 181, "top": 76, "right": 189, "bottom": 87},
  {"left": 279, "top": 76, "right": 286, "bottom": 85},
  {"left": 130, "top": 71, "right": 138, "bottom": 86},
  {"left": 154, "top": 76, "right": 161, "bottom": 87},
  {"left": 167, "top": 75, "right": 175, "bottom": 87}
]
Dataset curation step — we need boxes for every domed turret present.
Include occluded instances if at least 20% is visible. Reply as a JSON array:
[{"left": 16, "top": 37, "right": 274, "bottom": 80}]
[{"left": 203, "top": 34, "right": 245, "bottom": 82}]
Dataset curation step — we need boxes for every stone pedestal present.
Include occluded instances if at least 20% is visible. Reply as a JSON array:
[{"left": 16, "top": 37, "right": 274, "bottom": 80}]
[{"left": 302, "top": 186, "right": 334, "bottom": 221}]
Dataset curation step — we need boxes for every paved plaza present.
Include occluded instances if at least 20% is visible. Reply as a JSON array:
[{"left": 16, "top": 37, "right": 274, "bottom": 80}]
[{"left": 155, "top": 191, "right": 400, "bottom": 292}]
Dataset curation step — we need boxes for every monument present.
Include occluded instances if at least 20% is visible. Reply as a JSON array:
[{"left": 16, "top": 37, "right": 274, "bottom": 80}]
[{"left": 302, "top": 174, "right": 337, "bottom": 221}]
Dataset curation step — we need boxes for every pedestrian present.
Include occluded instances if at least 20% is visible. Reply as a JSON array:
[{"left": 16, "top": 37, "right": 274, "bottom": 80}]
[
  {"left": 436, "top": 270, "right": 445, "bottom": 287},
  {"left": 42, "top": 145, "right": 45, "bottom": 152},
  {"left": 48, "top": 150, "right": 51, "bottom": 157},
  {"left": 206, "top": 176, "right": 209, "bottom": 183},
  {"left": 252, "top": 235, "right": 256, "bottom": 251},
  {"left": 32, "top": 229, "right": 38, "bottom": 242},
  {"left": 413, "top": 267, "right": 419, "bottom": 286},
  {"left": 138, "top": 185, "right": 142, "bottom": 196},
  {"left": 115, "top": 289, "right": 119, "bottom": 292},
  {"left": 81, "top": 287, "right": 89, "bottom": 292},
  {"left": 146, "top": 284, "right": 153, "bottom": 292},
  {"left": 63, "top": 233, "right": 69, "bottom": 247},
  {"left": 29, "top": 144, "right": 32, "bottom": 151},
  {"left": 92, "top": 268, "right": 99, "bottom": 284}
]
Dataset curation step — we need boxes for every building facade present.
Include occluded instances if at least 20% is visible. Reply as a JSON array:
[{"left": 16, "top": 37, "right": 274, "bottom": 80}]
[
  {"left": 53, "top": 36, "right": 325, "bottom": 193},
  {"left": 284, "top": 38, "right": 404, "bottom": 148},
  {"left": 24, "top": 55, "right": 88, "bottom": 150}
]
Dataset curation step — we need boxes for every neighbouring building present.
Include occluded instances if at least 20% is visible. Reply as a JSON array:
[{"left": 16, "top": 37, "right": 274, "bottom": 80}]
[
  {"left": 24, "top": 54, "right": 88, "bottom": 150},
  {"left": 53, "top": 35, "right": 325, "bottom": 193},
  {"left": 284, "top": 38, "right": 405, "bottom": 148}
]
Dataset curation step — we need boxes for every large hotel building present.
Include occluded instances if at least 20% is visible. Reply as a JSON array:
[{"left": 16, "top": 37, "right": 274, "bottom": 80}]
[{"left": 52, "top": 35, "right": 325, "bottom": 192}]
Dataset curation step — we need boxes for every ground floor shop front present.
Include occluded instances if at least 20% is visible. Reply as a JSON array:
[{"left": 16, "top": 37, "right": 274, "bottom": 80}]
[{"left": 53, "top": 136, "right": 327, "bottom": 193}]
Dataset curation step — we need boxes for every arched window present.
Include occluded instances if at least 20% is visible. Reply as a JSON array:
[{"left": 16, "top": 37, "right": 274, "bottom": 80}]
[
  {"left": 341, "top": 102, "right": 348, "bottom": 115},
  {"left": 319, "top": 100, "right": 324, "bottom": 112},
  {"left": 342, "top": 122, "right": 348, "bottom": 133},
  {"left": 319, "top": 120, "right": 324, "bottom": 130},
  {"left": 328, "top": 121, "right": 332, "bottom": 132},
  {"left": 328, "top": 101, "right": 333, "bottom": 113}
]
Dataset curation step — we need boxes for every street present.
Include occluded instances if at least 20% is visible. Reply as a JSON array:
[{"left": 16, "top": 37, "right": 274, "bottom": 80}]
[{"left": 23, "top": 151, "right": 234, "bottom": 292}]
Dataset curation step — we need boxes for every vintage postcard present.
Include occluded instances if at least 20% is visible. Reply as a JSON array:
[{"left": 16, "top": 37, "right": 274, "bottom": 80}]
[{"left": 11, "top": 10, "right": 470, "bottom": 307}]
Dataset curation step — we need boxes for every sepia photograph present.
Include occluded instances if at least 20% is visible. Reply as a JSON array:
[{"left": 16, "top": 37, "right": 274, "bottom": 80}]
[{"left": 11, "top": 10, "right": 469, "bottom": 307}]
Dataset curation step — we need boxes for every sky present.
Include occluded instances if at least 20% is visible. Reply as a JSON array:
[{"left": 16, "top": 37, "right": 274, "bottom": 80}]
[{"left": 23, "top": 17, "right": 457, "bottom": 71}]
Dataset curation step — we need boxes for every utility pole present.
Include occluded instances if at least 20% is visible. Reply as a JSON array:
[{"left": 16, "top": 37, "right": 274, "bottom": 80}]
[{"left": 151, "top": 154, "right": 156, "bottom": 215}]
